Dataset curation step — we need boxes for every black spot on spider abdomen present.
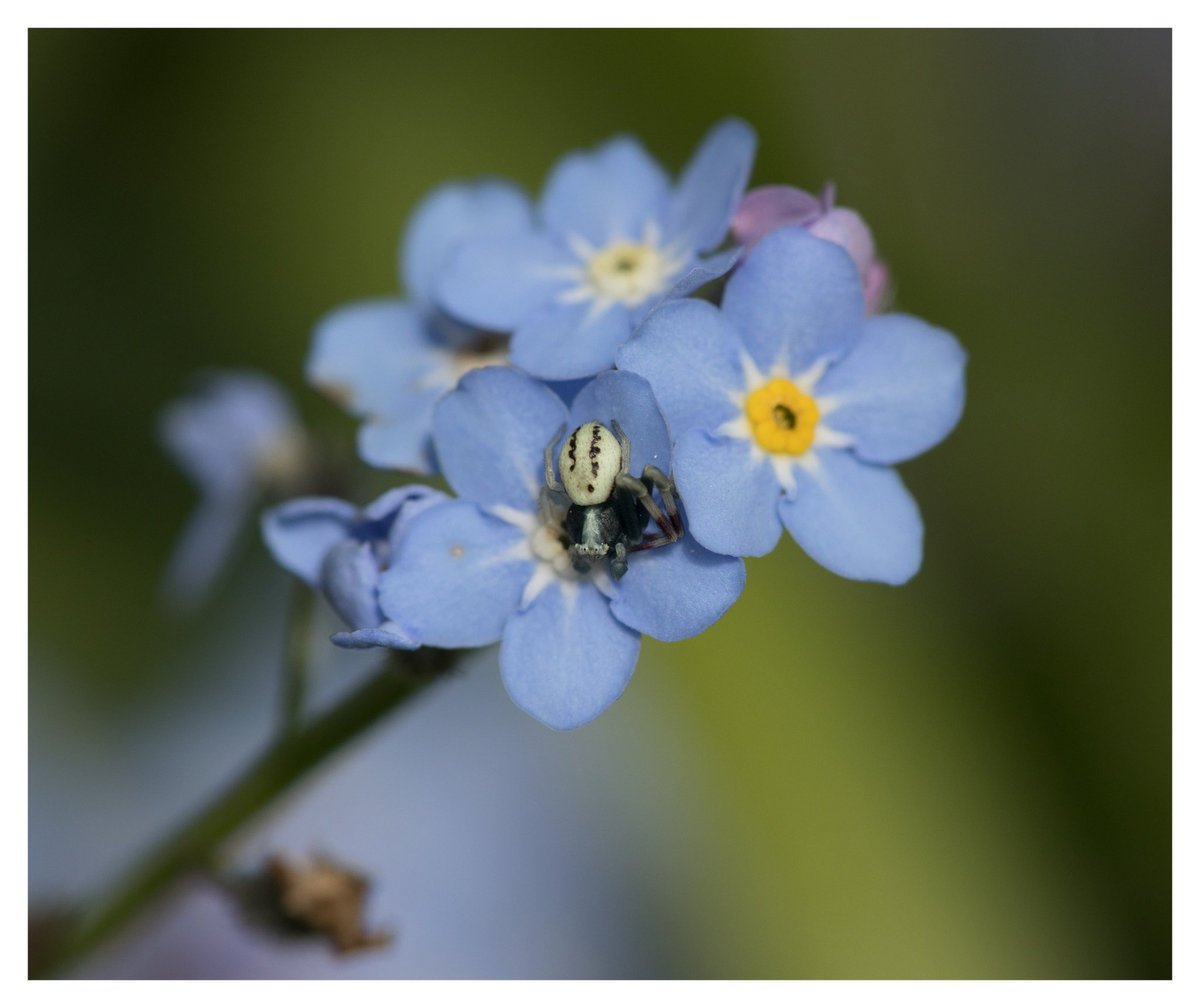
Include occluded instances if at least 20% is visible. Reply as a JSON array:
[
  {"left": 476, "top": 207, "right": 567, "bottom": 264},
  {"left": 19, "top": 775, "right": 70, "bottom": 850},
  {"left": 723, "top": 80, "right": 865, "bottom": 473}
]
[
  {"left": 588, "top": 424, "right": 602, "bottom": 476},
  {"left": 566, "top": 429, "right": 578, "bottom": 471}
]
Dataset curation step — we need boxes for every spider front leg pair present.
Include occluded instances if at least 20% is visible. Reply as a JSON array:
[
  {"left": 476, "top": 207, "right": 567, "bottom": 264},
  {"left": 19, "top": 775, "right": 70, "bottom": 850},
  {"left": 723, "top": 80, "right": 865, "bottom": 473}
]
[{"left": 544, "top": 418, "right": 684, "bottom": 580}]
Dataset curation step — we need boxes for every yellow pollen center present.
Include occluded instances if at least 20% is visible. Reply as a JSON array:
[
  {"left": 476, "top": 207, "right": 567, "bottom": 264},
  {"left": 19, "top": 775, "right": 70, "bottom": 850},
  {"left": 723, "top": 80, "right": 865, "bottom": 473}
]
[
  {"left": 532, "top": 522, "right": 579, "bottom": 579},
  {"left": 586, "top": 240, "right": 672, "bottom": 306},
  {"left": 745, "top": 378, "right": 819, "bottom": 455}
]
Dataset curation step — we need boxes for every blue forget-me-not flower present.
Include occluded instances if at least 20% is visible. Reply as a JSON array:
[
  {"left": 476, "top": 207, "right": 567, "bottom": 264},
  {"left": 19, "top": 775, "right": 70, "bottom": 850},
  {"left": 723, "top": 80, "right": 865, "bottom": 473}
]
[
  {"left": 262, "top": 485, "right": 447, "bottom": 649},
  {"left": 307, "top": 180, "right": 530, "bottom": 473},
  {"left": 434, "top": 119, "right": 757, "bottom": 381},
  {"left": 160, "top": 370, "right": 306, "bottom": 609},
  {"left": 373, "top": 366, "right": 746, "bottom": 730},
  {"left": 618, "top": 226, "right": 966, "bottom": 585}
]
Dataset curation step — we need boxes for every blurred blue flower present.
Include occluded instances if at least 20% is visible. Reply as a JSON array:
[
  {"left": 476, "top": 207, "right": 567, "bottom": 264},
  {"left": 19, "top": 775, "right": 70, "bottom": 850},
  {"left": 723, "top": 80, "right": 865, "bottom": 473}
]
[
  {"left": 262, "top": 485, "right": 447, "bottom": 649},
  {"left": 618, "top": 227, "right": 966, "bottom": 584},
  {"left": 375, "top": 367, "right": 745, "bottom": 730},
  {"left": 160, "top": 371, "right": 306, "bottom": 610},
  {"left": 307, "top": 180, "right": 529, "bottom": 473},
  {"left": 434, "top": 119, "right": 757, "bottom": 381}
]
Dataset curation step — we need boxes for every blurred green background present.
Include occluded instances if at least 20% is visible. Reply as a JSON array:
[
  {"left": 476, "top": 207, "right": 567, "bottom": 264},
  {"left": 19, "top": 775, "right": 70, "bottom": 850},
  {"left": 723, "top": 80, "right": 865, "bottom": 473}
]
[{"left": 29, "top": 29, "right": 1170, "bottom": 978}]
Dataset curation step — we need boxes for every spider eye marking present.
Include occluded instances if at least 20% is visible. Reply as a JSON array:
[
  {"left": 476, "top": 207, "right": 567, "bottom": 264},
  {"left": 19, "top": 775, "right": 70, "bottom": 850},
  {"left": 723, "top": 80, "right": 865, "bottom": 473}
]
[{"left": 558, "top": 421, "right": 621, "bottom": 506}]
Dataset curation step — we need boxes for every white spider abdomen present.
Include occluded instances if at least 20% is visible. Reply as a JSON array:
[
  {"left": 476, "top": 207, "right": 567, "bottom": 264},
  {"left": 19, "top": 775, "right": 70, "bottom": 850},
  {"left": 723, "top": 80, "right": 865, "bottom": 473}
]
[{"left": 558, "top": 421, "right": 621, "bottom": 506}]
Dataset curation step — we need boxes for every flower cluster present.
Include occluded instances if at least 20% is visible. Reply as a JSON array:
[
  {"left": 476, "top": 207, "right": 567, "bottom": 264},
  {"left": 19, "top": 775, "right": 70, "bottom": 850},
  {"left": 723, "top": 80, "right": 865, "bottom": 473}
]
[{"left": 167, "top": 118, "right": 966, "bottom": 730}]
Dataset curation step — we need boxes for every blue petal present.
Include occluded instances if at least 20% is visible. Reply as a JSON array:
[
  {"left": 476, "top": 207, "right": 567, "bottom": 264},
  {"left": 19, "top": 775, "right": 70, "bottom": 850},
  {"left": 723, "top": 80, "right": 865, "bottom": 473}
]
[
  {"left": 379, "top": 500, "right": 531, "bottom": 647},
  {"left": 610, "top": 534, "right": 745, "bottom": 642},
  {"left": 568, "top": 370, "right": 672, "bottom": 477},
  {"left": 673, "top": 429, "right": 783, "bottom": 557},
  {"left": 509, "top": 301, "right": 632, "bottom": 380},
  {"left": 666, "top": 118, "right": 757, "bottom": 253},
  {"left": 378, "top": 485, "right": 451, "bottom": 547},
  {"left": 331, "top": 622, "right": 419, "bottom": 650},
  {"left": 306, "top": 299, "right": 437, "bottom": 418},
  {"left": 360, "top": 484, "right": 441, "bottom": 525},
  {"left": 500, "top": 582, "right": 640, "bottom": 730},
  {"left": 321, "top": 539, "right": 384, "bottom": 630},
  {"left": 432, "top": 367, "right": 569, "bottom": 509},
  {"left": 356, "top": 388, "right": 442, "bottom": 473},
  {"left": 660, "top": 246, "right": 741, "bottom": 302},
  {"left": 617, "top": 299, "right": 743, "bottom": 438},
  {"left": 261, "top": 497, "right": 359, "bottom": 586},
  {"left": 435, "top": 232, "right": 573, "bottom": 332},
  {"left": 539, "top": 135, "right": 670, "bottom": 246},
  {"left": 816, "top": 313, "right": 967, "bottom": 465},
  {"left": 402, "top": 179, "right": 533, "bottom": 310},
  {"left": 721, "top": 227, "right": 864, "bottom": 374},
  {"left": 778, "top": 449, "right": 923, "bottom": 585},
  {"left": 355, "top": 328, "right": 522, "bottom": 473}
]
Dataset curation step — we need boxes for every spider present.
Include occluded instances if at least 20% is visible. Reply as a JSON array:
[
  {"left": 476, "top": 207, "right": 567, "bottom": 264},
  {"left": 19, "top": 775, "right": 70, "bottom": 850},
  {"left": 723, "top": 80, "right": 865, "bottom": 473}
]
[{"left": 542, "top": 418, "right": 684, "bottom": 580}]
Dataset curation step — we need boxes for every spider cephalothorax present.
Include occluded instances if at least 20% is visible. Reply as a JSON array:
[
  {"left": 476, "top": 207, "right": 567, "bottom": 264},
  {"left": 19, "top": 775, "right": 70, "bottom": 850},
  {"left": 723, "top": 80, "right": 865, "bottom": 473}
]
[{"left": 542, "top": 419, "right": 683, "bottom": 580}]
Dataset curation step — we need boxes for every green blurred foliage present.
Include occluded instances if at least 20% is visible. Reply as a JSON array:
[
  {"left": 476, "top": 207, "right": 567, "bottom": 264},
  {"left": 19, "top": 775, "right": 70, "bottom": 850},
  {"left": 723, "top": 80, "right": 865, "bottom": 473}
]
[{"left": 29, "top": 29, "right": 1170, "bottom": 977}]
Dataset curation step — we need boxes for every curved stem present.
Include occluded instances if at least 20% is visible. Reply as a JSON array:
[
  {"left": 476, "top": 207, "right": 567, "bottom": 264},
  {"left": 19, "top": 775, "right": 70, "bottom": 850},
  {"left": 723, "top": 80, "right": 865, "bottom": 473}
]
[{"left": 34, "top": 646, "right": 460, "bottom": 978}]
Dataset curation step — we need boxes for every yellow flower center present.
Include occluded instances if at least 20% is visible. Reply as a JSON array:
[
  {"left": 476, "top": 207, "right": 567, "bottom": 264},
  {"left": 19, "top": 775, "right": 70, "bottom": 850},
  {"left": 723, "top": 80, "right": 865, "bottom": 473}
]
[
  {"left": 586, "top": 240, "right": 674, "bottom": 307},
  {"left": 255, "top": 429, "right": 308, "bottom": 487},
  {"left": 745, "top": 378, "right": 819, "bottom": 455}
]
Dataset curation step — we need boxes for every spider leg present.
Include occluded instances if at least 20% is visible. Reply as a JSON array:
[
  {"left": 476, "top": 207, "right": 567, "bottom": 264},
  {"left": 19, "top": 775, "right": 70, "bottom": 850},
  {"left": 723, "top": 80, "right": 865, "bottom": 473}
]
[
  {"left": 610, "top": 541, "right": 628, "bottom": 580},
  {"left": 543, "top": 423, "right": 566, "bottom": 492},
  {"left": 538, "top": 485, "right": 564, "bottom": 528},
  {"left": 616, "top": 472, "right": 680, "bottom": 543},
  {"left": 610, "top": 418, "right": 631, "bottom": 474},
  {"left": 628, "top": 533, "right": 678, "bottom": 553},
  {"left": 640, "top": 464, "right": 684, "bottom": 537}
]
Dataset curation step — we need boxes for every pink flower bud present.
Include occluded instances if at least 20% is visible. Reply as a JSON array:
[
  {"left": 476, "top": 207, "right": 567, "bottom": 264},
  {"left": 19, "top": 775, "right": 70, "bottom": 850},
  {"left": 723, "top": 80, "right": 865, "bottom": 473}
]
[{"left": 732, "top": 185, "right": 891, "bottom": 314}]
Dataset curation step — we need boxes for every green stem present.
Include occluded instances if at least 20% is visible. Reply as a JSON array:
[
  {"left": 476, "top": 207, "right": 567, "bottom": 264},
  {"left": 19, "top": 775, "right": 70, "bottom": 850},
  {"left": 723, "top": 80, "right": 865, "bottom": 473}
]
[
  {"left": 34, "top": 646, "right": 460, "bottom": 978},
  {"left": 280, "top": 582, "right": 316, "bottom": 735}
]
